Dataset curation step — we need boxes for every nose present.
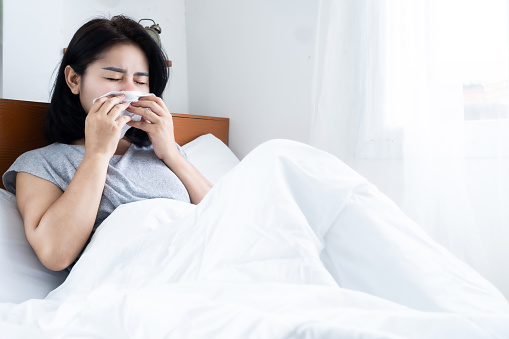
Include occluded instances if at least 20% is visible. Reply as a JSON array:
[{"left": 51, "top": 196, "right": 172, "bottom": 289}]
[{"left": 123, "top": 80, "right": 138, "bottom": 92}]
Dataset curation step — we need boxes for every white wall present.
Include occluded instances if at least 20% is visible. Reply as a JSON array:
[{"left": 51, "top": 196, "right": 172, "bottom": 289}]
[
  {"left": 184, "top": 0, "right": 405, "bottom": 200},
  {"left": 1, "top": 0, "right": 188, "bottom": 113},
  {"left": 186, "top": 0, "right": 319, "bottom": 158}
]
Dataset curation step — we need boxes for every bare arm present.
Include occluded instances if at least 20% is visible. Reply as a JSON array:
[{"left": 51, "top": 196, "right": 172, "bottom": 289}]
[
  {"left": 16, "top": 153, "right": 110, "bottom": 271},
  {"left": 16, "top": 95, "right": 132, "bottom": 271},
  {"left": 161, "top": 150, "right": 212, "bottom": 204}
]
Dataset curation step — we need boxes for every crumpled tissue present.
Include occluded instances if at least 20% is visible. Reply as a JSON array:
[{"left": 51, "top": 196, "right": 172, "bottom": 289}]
[{"left": 92, "top": 91, "right": 155, "bottom": 138}]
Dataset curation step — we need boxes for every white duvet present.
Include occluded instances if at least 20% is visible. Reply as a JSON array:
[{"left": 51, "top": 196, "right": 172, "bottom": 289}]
[{"left": 1, "top": 140, "right": 508, "bottom": 338}]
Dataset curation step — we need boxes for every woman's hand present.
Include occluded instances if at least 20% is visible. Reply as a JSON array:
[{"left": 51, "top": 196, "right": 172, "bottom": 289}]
[
  {"left": 17, "top": 94, "right": 133, "bottom": 271},
  {"left": 127, "top": 96, "right": 213, "bottom": 204},
  {"left": 126, "top": 96, "right": 180, "bottom": 162},
  {"left": 85, "top": 94, "right": 132, "bottom": 158}
]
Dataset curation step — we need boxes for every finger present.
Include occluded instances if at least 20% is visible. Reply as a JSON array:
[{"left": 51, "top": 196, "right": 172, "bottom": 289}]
[
  {"left": 97, "top": 94, "right": 125, "bottom": 108},
  {"left": 126, "top": 119, "right": 153, "bottom": 132},
  {"left": 139, "top": 96, "right": 168, "bottom": 110},
  {"left": 108, "top": 101, "right": 130, "bottom": 119},
  {"left": 92, "top": 94, "right": 126, "bottom": 115},
  {"left": 130, "top": 99, "right": 169, "bottom": 117},
  {"left": 116, "top": 114, "right": 132, "bottom": 126},
  {"left": 127, "top": 105, "right": 159, "bottom": 122},
  {"left": 89, "top": 96, "right": 110, "bottom": 113}
]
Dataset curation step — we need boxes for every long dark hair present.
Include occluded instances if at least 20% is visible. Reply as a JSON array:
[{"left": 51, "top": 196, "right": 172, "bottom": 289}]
[{"left": 45, "top": 15, "right": 169, "bottom": 146}]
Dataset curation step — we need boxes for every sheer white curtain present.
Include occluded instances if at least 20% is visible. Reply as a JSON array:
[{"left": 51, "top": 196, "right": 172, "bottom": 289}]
[{"left": 311, "top": 0, "right": 509, "bottom": 297}]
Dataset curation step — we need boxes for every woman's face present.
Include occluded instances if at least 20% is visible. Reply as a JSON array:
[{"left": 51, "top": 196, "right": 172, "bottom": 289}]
[{"left": 73, "top": 43, "right": 150, "bottom": 113}]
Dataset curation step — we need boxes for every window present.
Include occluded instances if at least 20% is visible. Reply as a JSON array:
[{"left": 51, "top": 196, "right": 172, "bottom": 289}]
[
  {"left": 461, "top": 0, "right": 509, "bottom": 121},
  {"left": 353, "top": 0, "right": 509, "bottom": 158},
  {"left": 461, "top": 0, "right": 509, "bottom": 157}
]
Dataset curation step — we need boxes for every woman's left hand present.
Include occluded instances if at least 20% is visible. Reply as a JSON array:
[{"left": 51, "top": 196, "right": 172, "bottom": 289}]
[
  {"left": 126, "top": 96, "right": 213, "bottom": 204},
  {"left": 126, "top": 96, "right": 179, "bottom": 162}
]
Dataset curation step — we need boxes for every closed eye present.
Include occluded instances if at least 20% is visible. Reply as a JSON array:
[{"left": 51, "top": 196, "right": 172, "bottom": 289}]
[{"left": 106, "top": 78, "right": 121, "bottom": 82}]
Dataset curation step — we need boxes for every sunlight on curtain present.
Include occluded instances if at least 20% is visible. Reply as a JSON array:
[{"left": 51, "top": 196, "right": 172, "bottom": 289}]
[{"left": 311, "top": 0, "right": 509, "bottom": 297}]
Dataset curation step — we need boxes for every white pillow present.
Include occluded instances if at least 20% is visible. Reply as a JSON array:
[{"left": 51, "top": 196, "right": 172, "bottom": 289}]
[
  {"left": 182, "top": 133, "right": 240, "bottom": 184},
  {"left": 0, "top": 189, "right": 68, "bottom": 303}
]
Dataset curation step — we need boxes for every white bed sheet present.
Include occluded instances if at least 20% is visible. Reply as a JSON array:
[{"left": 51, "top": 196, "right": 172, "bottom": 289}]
[{"left": 1, "top": 140, "right": 508, "bottom": 338}]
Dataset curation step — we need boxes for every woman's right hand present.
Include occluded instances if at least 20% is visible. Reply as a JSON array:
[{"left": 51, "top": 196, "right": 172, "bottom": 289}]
[
  {"left": 84, "top": 95, "right": 132, "bottom": 158},
  {"left": 16, "top": 95, "right": 133, "bottom": 271},
  {"left": 17, "top": 96, "right": 134, "bottom": 271}
]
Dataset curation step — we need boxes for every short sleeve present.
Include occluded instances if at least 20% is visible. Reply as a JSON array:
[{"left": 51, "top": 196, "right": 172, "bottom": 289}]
[{"left": 2, "top": 145, "right": 79, "bottom": 195}]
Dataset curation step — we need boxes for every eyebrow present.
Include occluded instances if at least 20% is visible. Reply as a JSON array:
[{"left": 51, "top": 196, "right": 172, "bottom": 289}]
[{"left": 102, "top": 67, "right": 149, "bottom": 77}]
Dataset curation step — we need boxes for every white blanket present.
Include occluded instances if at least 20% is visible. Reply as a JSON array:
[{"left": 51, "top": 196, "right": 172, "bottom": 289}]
[{"left": 1, "top": 140, "right": 508, "bottom": 338}]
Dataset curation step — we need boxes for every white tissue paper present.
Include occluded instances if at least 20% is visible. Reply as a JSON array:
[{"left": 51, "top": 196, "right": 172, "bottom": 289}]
[{"left": 92, "top": 91, "right": 155, "bottom": 138}]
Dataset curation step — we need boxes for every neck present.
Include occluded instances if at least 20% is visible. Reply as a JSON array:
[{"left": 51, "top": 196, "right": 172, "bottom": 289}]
[{"left": 115, "top": 138, "right": 132, "bottom": 155}]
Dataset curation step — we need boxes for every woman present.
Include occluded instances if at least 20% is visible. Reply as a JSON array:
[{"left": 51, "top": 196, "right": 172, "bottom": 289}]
[
  {"left": 3, "top": 15, "right": 508, "bottom": 322},
  {"left": 2, "top": 16, "right": 211, "bottom": 271}
]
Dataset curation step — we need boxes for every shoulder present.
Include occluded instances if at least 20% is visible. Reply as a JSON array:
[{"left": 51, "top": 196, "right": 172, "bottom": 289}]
[
  {"left": 11, "top": 143, "right": 83, "bottom": 171},
  {"left": 2, "top": 143, "right": 84, "bottom": 194},
  {"left": 17, "top": 143, "right": 81, "bottom": 159}
]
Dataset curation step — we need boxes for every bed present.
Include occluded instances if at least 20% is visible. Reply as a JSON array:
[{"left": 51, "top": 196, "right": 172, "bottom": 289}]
[
  {"left": 0, "top": 98, "right": 230, "bottom": 189},
  {"left": 0, "top": 99, "right": 508, "bottom": 338}
]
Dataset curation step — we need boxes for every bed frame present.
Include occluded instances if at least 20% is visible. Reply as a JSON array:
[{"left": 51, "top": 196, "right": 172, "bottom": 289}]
[{"left": 0, "top": 98, "right": 229, "bottom": 190}]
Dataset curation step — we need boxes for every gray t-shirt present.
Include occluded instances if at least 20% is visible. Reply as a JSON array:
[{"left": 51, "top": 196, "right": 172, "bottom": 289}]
[{"left": 2, "top": 142, "right": 191, "bottom": 231}]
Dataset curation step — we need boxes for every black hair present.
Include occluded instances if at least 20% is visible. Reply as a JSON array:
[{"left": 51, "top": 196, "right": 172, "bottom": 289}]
[{"left": 45, "top": 15, "right": 169, "bottom": 146}]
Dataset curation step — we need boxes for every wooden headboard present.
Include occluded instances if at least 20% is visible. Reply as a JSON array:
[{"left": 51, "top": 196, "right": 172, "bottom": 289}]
[{"left": 0, "top": 98, "right": 229, "bottom": 190}]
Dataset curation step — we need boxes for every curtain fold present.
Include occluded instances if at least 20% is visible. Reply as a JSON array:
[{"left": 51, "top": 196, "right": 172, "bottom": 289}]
[{"left": 311, "top": 0, "right": 509, "bottom": 297}]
